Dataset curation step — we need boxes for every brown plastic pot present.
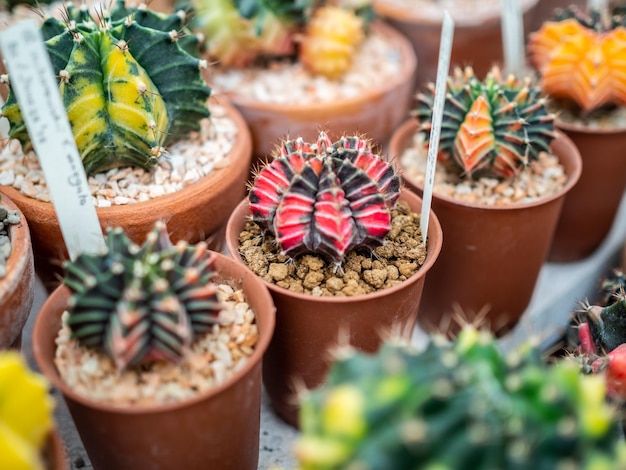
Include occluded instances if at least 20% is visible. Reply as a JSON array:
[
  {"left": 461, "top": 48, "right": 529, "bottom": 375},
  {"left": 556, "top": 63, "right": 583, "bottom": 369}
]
[
  {"left": 548, "top": 121, "right": 626, "bottom": 262},
  {"left": 212, "top": 21, "right": 417, "bottom": 163},
  {"left": 390, "top": 120, "right": 582, "bottom": 337},
  {"left": 32, "top": 252, "right": 275, "bottom": 470},
  {"left": 1, "top": 99, "right": 251, "bottom": 292},
  {"left": 373, "top": 0, "right": 538, "bottom": 90},
  {"left": 225, "top": 189, "right": 443, "bottom": 428},
  {"left": 0, "top": 191, "right": 34, "bottom": 349}
]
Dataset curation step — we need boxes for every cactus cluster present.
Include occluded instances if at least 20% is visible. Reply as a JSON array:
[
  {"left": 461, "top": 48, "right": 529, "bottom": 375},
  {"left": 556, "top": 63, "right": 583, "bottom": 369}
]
[
  {"left": 248, "top": 131, "right": 400, "bottom": 267},
  {"left": 528, "top": 6, "right": 626, "bottom": 113},
  {"left": 0, "top": 352, "right": 55, "bottom": 470},
  {"left": 62, "top": 222, "right": 222, "bottom": 370},
  {"left": 296, "top": 326, "right": 626, "bottom": 469},
  {"left": 0, "top": 0, "right": 211, "bottom": 176},
  {"left": 189, "top": 0, "right": 370, "bottom": 79},
  {"left": 416, "top": 66, "right": 557, "bottom": 180}
]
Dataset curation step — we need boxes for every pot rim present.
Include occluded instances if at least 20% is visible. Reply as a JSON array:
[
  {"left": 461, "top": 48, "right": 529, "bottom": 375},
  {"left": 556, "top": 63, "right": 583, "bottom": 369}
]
[
  {"left": 225, "top": 188, "right": 443, "bottom": 304},
  {"left": 372, "top": 0, "right": 539, "bottom": 26},
  {"left": 219, "top": 21, "right": 417, "bottom": 114},
  {"left": 556, "top": 118, "right": 626, "bottom": 135},
  {"left": 389, "top": 119, "right": 583, "bottom": 211},
  {"left": 0, "top": 97, "right": 251, "bottom": 218},
  {"left": 32, "top": 252, "right": 276, "bottom": 415},
  {"left": 0, "top": 191, "right": 32, "bottom": 289}
]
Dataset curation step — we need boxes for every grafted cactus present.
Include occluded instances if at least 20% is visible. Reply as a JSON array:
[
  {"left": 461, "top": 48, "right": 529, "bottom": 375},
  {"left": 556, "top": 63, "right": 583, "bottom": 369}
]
[
  {"left": 296, "top": 326, "right": 626, "bottom": 469},
  {"left": 189, "top": 0, "right": 371, "bottom": 78},
  {"left": 249, "top": 131, "right": 400, "bottom": 266},
  {"left": 0, "top": 352, "right": 54, "bottom": 470},
  {"left": 528, "top": 6, "right": 626, "bottom": 113},
  {"left": 1, "top": 0, "right": 211, "bottom": 175},
  {"left": 62, "top": 222, "right": 222, "bottom": 370},
  {"left": 416, "top": 66, "right": 556, "bottom": 180}
]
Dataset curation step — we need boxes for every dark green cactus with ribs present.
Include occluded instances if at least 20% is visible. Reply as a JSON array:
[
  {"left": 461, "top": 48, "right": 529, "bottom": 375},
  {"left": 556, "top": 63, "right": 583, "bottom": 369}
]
[
  {"left": 0, "top": 0, "right": 211, "bottom": 175},
  {"left": 296, "top": 326, "right": 626, "bottom": 469},
  {"left": 62, "top": 222, "right": 222, "bottom": 370},
  {"left": 416, "top": 66, "right": 556, "bottom": 180}
]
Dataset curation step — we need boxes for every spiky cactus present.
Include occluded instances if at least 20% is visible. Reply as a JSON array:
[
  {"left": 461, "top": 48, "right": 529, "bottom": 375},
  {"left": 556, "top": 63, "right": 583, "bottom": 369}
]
[
  {"left": 599, "top": 269, "right": 626, "bottom": 306},
  {"left": 0, "top": 0, "right": 211, "bottom": 176},
  {"left": 528, "top": 6, "right": 626, "bottom": 113},
  {"left": 296, "top": 326, "right": 626, "bottom": 469},
  {"left": 189, "top": 0, "right": 371, "bottom": 79},
  {"left": 415, "top": 66, "right": 557, "bottom": 180},
  {"left": 299, "top": 5, "right": 365, "bottom": 79},
  {"left": 62, "top": 222, "right": 222, "bottom": 370},
  {"left": 248, "top": 131, "right": 400, "bottom": 267},
  {"left": 0, "top": 352, "right": 55, "bottom": 470}
]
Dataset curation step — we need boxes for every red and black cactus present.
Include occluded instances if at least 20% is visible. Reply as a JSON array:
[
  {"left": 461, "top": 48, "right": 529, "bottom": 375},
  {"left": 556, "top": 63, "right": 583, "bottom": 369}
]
[
  {"left": 248, "top": 132, "right": 400, "bottom": 267},
  {"left": 63, "top": 222, "right": 222, "bottom": 370}
]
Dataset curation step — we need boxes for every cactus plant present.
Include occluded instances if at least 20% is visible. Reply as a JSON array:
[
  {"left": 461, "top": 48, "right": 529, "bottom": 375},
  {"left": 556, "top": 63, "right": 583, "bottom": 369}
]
[
  {"left": 415, "top": 66, "right": 557, "bottom": 180},
  {"left": 0, "top": 0, "right": 211, "bottom": 176},
  {"left": 527, "top": 5, "right": 626, "bottom": 114},
  {"left": 62, "top": 221, "right": 222, "bottom": 370},
  {"left": 296, "top": 326, "right": 626, "bottom": 469},
  {"left": 248, "top": 131, "right": 400, "bottom": 267},
  {"left": 0, "top": 352, "right": 55, "bottom": 470},
  {"left": 188, "top": 0, "right": 370, "bottom": 79}
]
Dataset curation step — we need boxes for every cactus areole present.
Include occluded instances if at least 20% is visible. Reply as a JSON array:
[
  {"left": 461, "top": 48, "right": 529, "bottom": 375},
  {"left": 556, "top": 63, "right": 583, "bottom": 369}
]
[
  {"left": 62, "top": 222, "right": 222, "bottom": 370},
  {"left": 528, "top": 6, "right": 626, "bottom": 113},
  {"left": 416, "top": 67, "right": 556, "bottom": 180},
  {"left": 0, "top": 0, "right": 211, "bottom": 176},
  {"left": 248, "top": 132, "right": 401, "bottom": 267}
]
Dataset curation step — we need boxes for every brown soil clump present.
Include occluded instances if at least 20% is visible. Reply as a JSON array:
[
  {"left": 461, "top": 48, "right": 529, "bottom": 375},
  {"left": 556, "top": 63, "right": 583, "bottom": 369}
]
[{"left": 238, "top": 201, "right": 426, "bottom": 296}]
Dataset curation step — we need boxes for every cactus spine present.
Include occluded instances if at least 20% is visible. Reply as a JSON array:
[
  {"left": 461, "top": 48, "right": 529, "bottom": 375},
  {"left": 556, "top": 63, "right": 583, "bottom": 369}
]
[
  {"left": 296, "top": 326, "right": 626, "bottom": 469},
  {"left": 1, "top": 0, "right": 211, "bottom": 176},
  {"left": 248, "top": 131, "right": 400, "bottom": 267},
  {"left": 528, "top": 6, "right": 626, "bottom": 113},
  {"left": 62, "top": 222, "right": 222, "bottom": 370},
  {"left": 416, "top": 66, "right": 557, "bottom": 180}
]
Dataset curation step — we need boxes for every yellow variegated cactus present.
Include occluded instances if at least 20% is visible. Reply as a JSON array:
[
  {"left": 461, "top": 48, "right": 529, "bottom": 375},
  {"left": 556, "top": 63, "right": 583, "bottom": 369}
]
[
  {"left": 528, "top": 7, "right": 626, "bottom": 112},
  {"left": 0, "top": 352, "right": 55, "bottom": 470}
]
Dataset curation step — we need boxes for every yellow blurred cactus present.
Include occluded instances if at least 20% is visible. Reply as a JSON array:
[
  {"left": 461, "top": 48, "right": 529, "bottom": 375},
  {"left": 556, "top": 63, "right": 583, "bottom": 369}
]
[
  {"left": 0, "top": 352, "right": 55, "bottom": 470},
  {"left": 299, "top": 5, "right": 366, "bottom": 79},
  {"left": 528, "top": 7, "right": 626, "bottom": 113}
]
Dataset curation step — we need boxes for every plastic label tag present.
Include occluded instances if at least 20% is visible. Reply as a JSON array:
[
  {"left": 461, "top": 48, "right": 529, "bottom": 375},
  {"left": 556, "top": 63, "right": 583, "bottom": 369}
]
[
  {"left": 0, "top": 20, "right": 105, "bottom": 259},
  {"left": 420, "top": 11, "right": 454, "bottom": 246},
  {"left": 501, "top": 0, "right": 524, "bottom": 75}
]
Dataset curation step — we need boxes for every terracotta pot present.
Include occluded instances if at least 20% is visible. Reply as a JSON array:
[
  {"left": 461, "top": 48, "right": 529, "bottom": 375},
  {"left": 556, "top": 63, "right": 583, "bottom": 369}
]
[
  {"left": 373, "top": 0, "right": 539, "bottom": 91},
  {"left": 32, "top": 253, "right": 275, "bottom": 470},
  {"left": 389, "top": 120, "right": 582, "bottom": 337},
  {"left": 225, "top": 189, "right": 443, "bottom": 427},
  {"left": 0, "top": 191, "right": 34, "bottom": 349},
  {"left": 212, "top": 21, "right": 417, "bottom": 163},
  {"left": 1, "top": 99, "right": 251, "bottom": 292},
  {"left": 548, "top": 121, "right": 626, "bottom": 262}
]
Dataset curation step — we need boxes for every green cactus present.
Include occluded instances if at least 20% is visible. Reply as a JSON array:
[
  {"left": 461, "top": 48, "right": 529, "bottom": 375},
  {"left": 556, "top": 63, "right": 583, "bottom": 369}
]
[
  {"left": 296, "top": 326, "right": 626, "bottom": 469},
  {"left": 0, "top": 0, "right": 211, "bottom": 176},
  {"left": 416, "top": 66, "right": 556, "bottom": 180},
  {"left": 62, "top": 221, "right": 222, "bottom": 370}
]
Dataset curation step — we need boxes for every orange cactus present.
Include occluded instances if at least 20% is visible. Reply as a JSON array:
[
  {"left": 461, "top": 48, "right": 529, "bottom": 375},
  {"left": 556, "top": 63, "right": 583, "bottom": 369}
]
[{"left": 528, "top": 11, "right": 626, "bottom": 112}]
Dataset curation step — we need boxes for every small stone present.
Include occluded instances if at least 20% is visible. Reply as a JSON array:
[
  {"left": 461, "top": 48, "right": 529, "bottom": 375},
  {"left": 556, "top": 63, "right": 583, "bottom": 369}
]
[{"left": 268, "top": 263, "right": 288, "bottom": 281}]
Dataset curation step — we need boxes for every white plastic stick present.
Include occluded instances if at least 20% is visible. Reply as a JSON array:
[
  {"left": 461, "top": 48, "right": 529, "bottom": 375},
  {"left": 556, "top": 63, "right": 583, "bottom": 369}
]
[
  {"left": 588, "top": 0, "right": 608, "bottom": 11},
  {"left": 501, "top": 0, "right": 525, "bottom": 75},
  {"left": 420, "top": 11, "right": 454, "bottom": 247},
  {"left": 0, "top": 20, "right": 105, "bottom": 259},
  {"left": 0, "top": 95, "right": 8, "bottom": 138}
]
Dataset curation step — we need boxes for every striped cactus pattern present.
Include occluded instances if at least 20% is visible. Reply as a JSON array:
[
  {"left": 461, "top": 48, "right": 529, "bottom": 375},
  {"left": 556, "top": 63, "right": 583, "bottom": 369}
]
[{"left": 249, "top": 132, "right": 400, "bottom": 266}]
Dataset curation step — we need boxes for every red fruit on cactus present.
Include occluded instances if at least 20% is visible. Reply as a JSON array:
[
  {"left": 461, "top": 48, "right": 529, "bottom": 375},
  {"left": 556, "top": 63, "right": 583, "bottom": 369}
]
[
  {"left": 249, "top": 132, "right": 400, "bottom": 266},
  {"left": 605, "top": 344, "right": 626, "bottom": 401}
]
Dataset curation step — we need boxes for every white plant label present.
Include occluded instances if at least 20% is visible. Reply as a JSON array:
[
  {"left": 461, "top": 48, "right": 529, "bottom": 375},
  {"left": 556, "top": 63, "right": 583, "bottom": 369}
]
[
  {"left": 0, "top": 95, "right": 8, "bottom": 138},
  {"left": 420, "top": 11, "right": 454, "bottom": 246},
  {"left": 0, "top": 20, "right": 105, "bottom": 259},
  {"left": 588, "top": 0, "right": 608, "bottom": 11},
  {"left": 501, "top": 0, "right": 525, "bottom": 75}
]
